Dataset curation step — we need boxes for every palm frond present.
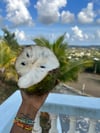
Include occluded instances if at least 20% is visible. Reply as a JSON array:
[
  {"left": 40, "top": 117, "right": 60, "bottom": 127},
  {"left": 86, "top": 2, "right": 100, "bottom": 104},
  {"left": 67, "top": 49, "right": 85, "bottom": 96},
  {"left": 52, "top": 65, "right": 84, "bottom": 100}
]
[
  {"left": 34, "top": 37, "right": 51, "bottom": 49},
  {"left": 0, "top": 41, "right": 12, "bottom": 66},
  {"left": 53, "top": 33, "right": 66, "bottom": 49},
  {"left": 52, "top": 34, "right": 67, "bottom": 57},
  {"left": 27, "top": 33, "right": 94, "bottom": 94},
  {"left": 59, "top": 59, "right": 93, "bottom": 82},
  {"left": 2, "top": 28, "right": 20, "bottom": 52},
  {"left": 33, "top": 34, "right": 68, "bottom": 63}
]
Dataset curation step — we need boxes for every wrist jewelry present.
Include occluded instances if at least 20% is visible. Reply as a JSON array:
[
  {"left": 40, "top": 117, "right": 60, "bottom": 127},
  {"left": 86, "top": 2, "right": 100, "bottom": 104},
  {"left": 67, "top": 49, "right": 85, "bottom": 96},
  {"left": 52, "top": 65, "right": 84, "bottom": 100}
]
[{"left": 14, "top": 116, "right": 35, "bottom": 131}]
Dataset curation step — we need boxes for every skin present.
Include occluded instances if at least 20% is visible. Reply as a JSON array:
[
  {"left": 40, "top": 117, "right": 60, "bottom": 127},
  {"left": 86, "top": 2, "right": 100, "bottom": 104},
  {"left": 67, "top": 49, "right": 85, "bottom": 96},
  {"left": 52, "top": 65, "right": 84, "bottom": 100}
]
[{"left": 10, "top": 91, "right": 48, "bottom": 133}]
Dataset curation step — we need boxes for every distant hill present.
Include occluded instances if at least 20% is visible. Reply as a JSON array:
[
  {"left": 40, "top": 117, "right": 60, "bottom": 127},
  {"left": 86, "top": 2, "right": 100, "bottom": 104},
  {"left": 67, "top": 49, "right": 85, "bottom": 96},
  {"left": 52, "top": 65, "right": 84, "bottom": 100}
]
[{"left": 69, "top": 45, "right": 100, "bottom": 48}]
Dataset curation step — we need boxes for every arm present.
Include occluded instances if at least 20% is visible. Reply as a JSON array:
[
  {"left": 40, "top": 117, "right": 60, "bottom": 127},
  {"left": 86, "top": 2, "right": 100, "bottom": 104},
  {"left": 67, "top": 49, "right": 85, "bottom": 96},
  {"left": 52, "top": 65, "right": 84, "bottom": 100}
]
[{"left": 10, "top": 91, "right": 48, "bottom": 133}]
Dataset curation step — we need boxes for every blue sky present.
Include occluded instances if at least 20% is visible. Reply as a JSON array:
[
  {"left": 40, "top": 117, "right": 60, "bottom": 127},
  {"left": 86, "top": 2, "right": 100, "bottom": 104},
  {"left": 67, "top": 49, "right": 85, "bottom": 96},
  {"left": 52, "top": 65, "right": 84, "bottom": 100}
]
[{"left": 0, "top": 0, "right": 100, "bottom": 46}]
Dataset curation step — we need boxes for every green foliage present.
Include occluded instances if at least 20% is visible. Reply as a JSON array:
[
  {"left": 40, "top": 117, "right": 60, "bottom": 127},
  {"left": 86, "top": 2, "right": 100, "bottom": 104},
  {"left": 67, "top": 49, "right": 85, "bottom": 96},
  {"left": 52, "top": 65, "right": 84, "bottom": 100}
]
[
  {"left": 34, "top": 34, "right": 68, "bottom": 64},
  {"left": 58, "top": 59, "right": 93, "bottom": 82},
  {"left": 0, "top": 30, "right": 93, "bottom": 94},
  {"left": 34, "top": 37, "right": 51, "bottom": 49},
  {"left": 0, "top": 29, "right": 22, "bottom": 80},
  {"left": 93, "top": 60, "right": 100, "bottom": 74},
  {"left": 32, "top": 33, "right": 93, "bottom": 94},
  {"left": 0, "top": 40, "right": 18, "bottom": 79},
  {"left": 2, "top": 28, "right": 20, "bottom": 52},
  {"left": 33, "top": 34, "right": 92, "bottom": 82},
  {"left": 0, "top": 41, "right": 15, "bottom": 67},
  {"left": 34, "top": 33, "right": 68, "bottom": 63}
]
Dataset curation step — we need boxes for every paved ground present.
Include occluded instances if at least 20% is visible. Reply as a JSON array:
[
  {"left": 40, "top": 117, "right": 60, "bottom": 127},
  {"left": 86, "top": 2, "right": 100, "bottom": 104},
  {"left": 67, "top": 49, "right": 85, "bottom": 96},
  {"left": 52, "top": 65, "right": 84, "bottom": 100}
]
[{"left": 67, "top": 72, "right": 100, "bottom": 97}]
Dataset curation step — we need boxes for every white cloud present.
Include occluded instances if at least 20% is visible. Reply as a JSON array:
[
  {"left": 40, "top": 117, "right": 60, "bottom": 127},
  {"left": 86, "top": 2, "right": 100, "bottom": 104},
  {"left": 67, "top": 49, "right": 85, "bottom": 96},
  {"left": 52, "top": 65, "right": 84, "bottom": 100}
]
[
  {"left": 65, "top": 32, "right": 70, "bottom": 39},
  {"left": 35, "top": 0, "right": 67, "bottom": 24},
  {"left": 61, "top": 11, "right": 75, "bottom": 23},
  {"left": 5, "top": 0, "right": 33, "bottom": 26},
  {"left": 71, "top": 26, "right": 88, "bottom": 41},
  {"left": 72, "top": 26, "right": 84, "bottom": 40},
  {"left": 77, "top": 2, "right": 95, "bottom": 24},
  {"left": 15, "top": 29, "right": 26, "bottom": 41}
]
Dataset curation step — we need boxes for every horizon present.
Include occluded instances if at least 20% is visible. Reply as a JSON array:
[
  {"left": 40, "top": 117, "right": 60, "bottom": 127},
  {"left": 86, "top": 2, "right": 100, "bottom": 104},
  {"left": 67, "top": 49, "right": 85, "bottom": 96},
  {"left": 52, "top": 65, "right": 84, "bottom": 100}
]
[{"left": 0, "top": 0, "right": 100, "bottom": 46}]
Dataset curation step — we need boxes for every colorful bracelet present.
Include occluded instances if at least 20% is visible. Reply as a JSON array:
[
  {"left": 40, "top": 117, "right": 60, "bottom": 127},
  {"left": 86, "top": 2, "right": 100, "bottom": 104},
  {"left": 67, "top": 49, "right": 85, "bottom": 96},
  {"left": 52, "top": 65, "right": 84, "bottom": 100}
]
[
  {"left": 14, "top": 120, "right": 33, "bottom": 131},
  {"left": 14, "top": 116, "right": 35, "bottom": 131},
  {"left": 15, "top": 116, "right": 34, "bottom": 125}
]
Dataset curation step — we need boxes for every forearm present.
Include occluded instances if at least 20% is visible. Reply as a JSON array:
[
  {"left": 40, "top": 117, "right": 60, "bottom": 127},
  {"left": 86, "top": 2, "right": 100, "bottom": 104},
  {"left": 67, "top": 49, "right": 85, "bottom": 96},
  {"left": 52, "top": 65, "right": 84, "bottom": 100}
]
[{"left": 10, "top": 101, "right": 38, "bottom": 133}]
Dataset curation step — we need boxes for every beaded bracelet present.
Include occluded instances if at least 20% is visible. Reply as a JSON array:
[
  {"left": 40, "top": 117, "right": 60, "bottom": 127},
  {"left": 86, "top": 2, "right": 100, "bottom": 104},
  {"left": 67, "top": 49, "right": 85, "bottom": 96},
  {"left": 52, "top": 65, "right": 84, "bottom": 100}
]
[
  {"left": 15, "top": 116, "right": 34, "bottom": 125},
  {"left": 14, "top": 120, "right": 33, "bottom": 131},
  {"left": 14, "top": 116, "right": 35, "bottom": 131}
]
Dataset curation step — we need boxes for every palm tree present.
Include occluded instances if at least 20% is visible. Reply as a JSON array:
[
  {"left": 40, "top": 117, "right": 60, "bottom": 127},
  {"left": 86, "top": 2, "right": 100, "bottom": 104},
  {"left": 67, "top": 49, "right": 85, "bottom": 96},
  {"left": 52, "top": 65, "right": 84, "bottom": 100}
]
[
  {"left": 0, "top": 40, "right": 17, "bottom": 79},
  {"left": 0, "top": 29, "right": 21, "bottom": 80},
  {"left": 2, "top": 28, "right": 19, "bottom": 52},
  {"left": 12, "top": 34, "right": 93, "bottom": 133},
  {"left": 23, "top": 34, "right": 93, "bottom": 95},
  {"left": 34, "top": 34, "right": 93, "bottom": 80}
]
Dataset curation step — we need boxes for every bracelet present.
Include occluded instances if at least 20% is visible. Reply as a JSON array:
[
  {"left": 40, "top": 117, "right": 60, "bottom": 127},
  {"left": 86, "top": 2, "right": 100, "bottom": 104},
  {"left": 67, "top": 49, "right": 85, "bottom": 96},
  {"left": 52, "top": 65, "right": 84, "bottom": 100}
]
[
  {"left": 15, "top": 116, "right": 35, "bottom": 125},
  {"left": 14, "top": 116, "right": 35, "bottom": 131},
  {"left": 14, "top": 120, "right": 33, "bottom": 131}
]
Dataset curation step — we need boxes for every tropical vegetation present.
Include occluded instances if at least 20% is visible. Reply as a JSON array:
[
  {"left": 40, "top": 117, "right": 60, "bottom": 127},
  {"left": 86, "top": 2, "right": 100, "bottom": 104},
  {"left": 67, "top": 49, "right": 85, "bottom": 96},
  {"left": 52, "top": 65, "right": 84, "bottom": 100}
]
[
  {"left": 0, "top": 29, "right": 93, "bottom": 95},
  {"left": 27, "top": 34, "right": 93, "bottom": 95},
  {"left": 33, "top": 34, "right": 93, "bottom": 82},
  {"left": 0, "top": 28, "right": 21, "bottom": 80}
]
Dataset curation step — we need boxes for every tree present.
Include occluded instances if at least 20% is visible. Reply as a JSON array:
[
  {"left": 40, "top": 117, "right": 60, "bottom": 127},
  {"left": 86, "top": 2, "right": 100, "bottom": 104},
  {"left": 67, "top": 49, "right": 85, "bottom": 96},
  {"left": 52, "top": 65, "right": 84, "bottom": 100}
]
[
  {"left": 0, "top": 40, "right": 17, "bottom": 79},
  {"left": 0, "top": 29, "right": 21, "bottom": 80},
  {"left": 2, "top": 28, "right": 19, "bottom": 52},
  {"left": 33, "top": 34, "right": 93, "bottom": 82},
  {"left": 20, "top": 33, "right": 93, "bottom": 95},
  {"left": 11, "top": 33, "right": 93, "bottom": 133}
]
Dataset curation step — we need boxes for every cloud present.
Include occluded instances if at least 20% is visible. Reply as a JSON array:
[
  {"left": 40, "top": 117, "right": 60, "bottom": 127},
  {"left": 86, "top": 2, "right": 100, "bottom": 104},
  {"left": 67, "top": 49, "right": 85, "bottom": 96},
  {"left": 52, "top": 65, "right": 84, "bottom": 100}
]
[
  {"left": 5, "top": 0, "right": 33, "bottom": 26},
  {"left": 15, "top": 29, "right": 26, "bottom": 41},
  {"left": 65, "top": 32, "right": 70, "bottom": 39},
  {"left": 71, "top": 26, "right": 88, "bottom": 41},
  {"left": 77, "top": 2, "right": 96, "bottom": 24},
  {"left": 35, "top": 0, "right": 67, "bottom": 24},
  {"left": 61, "top": 11, "right": 75, "bottom": 23}
]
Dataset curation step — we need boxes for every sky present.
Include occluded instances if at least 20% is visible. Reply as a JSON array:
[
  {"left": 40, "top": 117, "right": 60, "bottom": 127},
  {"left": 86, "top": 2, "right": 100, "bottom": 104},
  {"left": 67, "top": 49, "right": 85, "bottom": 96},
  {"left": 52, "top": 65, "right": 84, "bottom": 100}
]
[{"left": 0, "top": 0, "right": 100, "bottom": 46}]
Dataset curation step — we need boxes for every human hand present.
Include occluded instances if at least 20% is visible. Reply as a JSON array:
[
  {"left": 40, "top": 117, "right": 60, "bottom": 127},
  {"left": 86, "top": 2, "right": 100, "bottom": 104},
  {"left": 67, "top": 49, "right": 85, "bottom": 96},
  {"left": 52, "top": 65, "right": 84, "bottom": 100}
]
[
  {"left": 10, "top": 91, "right": 49, "bottom": 133},
  {"left": 21, "top": 90, "right": 49, "bottom": 111}
]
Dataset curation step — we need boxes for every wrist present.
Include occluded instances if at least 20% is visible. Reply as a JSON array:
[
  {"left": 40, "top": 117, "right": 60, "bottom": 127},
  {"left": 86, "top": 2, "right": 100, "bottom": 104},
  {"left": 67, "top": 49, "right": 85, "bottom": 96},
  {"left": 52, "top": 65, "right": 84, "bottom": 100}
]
[
  {"left": 14, "top": 116, "right": 35, "bottom": 131},
  {"left": 17, "top": 101, "right": 38, "bottom": 119},
  {"left": 10, "top": 101, "right": 38, "bottom": 133},
  {"left": 22, "top": 101, "right": 38, "bottom": 112}
]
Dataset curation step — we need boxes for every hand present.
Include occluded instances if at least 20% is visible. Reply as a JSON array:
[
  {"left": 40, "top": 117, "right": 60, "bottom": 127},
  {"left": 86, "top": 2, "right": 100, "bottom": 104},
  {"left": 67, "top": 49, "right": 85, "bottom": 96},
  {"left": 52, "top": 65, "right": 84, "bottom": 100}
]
[
  {"left": 21, "top": 90, "right": 49, "bottom": 111},
  {"left": 10, "top": 91, "right": 49, "bottom": 133}
]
